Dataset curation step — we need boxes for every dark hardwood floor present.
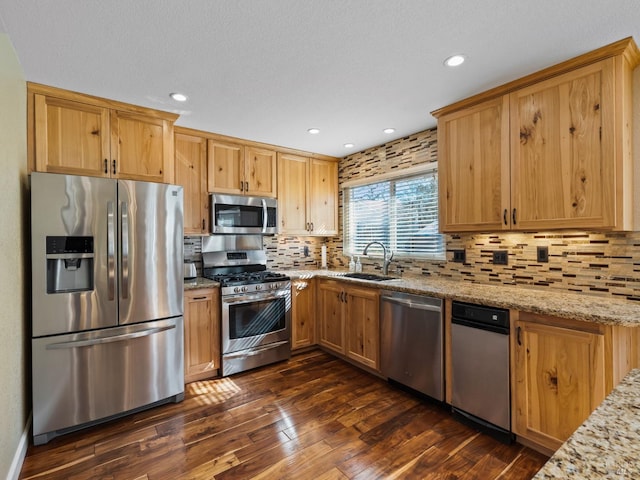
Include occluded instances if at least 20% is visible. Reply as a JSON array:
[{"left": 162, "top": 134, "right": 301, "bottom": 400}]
[{"left": 20, "top": 350, "right": 548, "bottom": 479}]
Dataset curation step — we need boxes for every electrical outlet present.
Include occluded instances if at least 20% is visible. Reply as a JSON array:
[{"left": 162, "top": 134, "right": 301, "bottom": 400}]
[
  {"left": 493, "top": 250, "right": 508, "bottom": 265},
  {"left": 537, "top": 246, "right": 549, "bottom": 263},
  {"left": 452, "top": 249, "right": 466, "bottom": 263},
  {"left": 303, "top": 246, "right": 309, "bottom": 257}
]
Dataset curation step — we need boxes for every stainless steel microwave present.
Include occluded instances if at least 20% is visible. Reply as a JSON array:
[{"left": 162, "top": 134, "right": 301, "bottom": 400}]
[{"left": 210, "top": 194, "right": 277, "bottom": 235}]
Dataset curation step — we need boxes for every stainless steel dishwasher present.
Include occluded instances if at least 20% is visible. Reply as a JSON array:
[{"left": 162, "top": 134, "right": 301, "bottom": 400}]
[
  {"left": 450, "top": 301, "right": 512, "bottom": 442},
  {"left": 380, "top": 291, "right": 443, "bottom": 401}
]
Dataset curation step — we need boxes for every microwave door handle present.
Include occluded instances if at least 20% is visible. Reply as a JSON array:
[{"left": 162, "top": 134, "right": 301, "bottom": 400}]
[
  {"left": 121, "top": 202, "right": 129, "bottom": 299},
  {"left": 107, "top": 201, "right": 116, "bottom": 301},
  {"left": 262, "top": 198, "right": 267, "bottom": 233}
]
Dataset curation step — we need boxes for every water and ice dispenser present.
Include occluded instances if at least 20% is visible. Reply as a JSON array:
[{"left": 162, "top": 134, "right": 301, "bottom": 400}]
[{"left": 46, "top": 236, "right": 94, "bottom": 293}]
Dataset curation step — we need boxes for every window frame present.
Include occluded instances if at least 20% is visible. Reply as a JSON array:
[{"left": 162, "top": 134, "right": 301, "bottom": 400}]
[{"left": 342, "top": 164, "right": 445, "bottom": 261}]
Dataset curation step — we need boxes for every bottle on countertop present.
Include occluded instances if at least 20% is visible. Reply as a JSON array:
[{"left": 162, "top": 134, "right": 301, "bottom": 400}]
[
  {"left": 355, "top": 256, "right": 362, "bottom": 272},
  {"left": 349, "top": 256, "right": 355, "bottom": 272}
]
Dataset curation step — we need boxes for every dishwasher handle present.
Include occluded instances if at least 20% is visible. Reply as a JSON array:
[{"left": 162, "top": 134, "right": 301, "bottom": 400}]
[
  {"left": 452, "top": 316, "right": 509, "bottom": 335},
  {"left": 381, "top": 295, "right": 442, "bottom": 313}
]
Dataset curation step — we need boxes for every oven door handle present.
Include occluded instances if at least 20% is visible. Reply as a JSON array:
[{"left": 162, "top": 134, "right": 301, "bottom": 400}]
[
  {"left": 222, "top": 290, "right": 289, "bottom": 304},
  {"left": 225, "top": 340, "right": 289, "bottom": 359}
]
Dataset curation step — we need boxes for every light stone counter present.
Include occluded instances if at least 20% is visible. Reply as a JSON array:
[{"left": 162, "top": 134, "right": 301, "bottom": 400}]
[
  {"left": 184, "top": 277, "right": 219, "bottom": 290},
  {"left": 282, "top": 269, "right": 640, "bottom": 326},
  {"left": 533, "top": 369, "right": 640, "bottom": 479}
]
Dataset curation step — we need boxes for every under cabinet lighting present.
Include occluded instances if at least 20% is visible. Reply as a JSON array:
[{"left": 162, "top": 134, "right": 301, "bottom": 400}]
[
  {"left": 170, "top": 92, "right": 188, "bottom": 102},
  {"left": 444, "top": 54, "right": 466, "bottom": 67},
  {"left": 307, "top": 128, "right": 320, "bottom": 134}
]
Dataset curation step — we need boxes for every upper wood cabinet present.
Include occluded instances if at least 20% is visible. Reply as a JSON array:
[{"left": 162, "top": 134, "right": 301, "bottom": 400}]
[
  {"left": 29, "top": 83, "right": 177, "bottom": 183},
  {"left": 277, "top": 153, "right": 338, "bottom": 236},
  {"left": 434, "top": 37, "right": 639, "bottom": 232},
  {"left": 175, "top": 130, "right": 209, "bottom": 234},
  {"left": 208, "top": 141, "right": 277, "bottom": 197}
]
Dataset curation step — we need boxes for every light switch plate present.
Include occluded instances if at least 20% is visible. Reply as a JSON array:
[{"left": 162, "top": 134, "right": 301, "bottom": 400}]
[
  {"left": 493, "top": 250, "right": 508, "bottom": 265},
  {"left": 452, "top": 249, "right": 466, "bottom": 263},
  {"left": 537, "top": 246, "right": 549, "bottom": 263}
]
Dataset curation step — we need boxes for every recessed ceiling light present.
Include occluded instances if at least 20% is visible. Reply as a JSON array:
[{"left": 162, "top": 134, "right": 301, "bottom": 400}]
[
  {"left": 307, "top": 128, "right": 320, "bottom": 135},
  {"left": 444, "top": 54, "right": 466, "bottom": 67},
  {"left": 169, "top": 92, "right": 188, "bottom": 102},
  {"left": 344, "top": 143, "right": 355, "bottom": 149},
  {"left": 383, "top": 128, "right": 395, "bottom": 134}
]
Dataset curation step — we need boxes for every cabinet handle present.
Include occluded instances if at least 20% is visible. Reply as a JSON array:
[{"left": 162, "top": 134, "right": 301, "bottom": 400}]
[
  {"left": 344, "top": 292, "right": 347, "bottom": 304},
  {"left": 112, "top": 159, "right": 116, "bottom": 175},
  {"left": 512, "top": 208, "right": 517, "bottom": 225},
  {"left": 240, "top": 181, "right": 244, "bottom": 191},
  {"left": 202, "top": 219, "right": 205, "bottom": 230},
  {"left": 310, "top": 222, "right": 314, "bottom": 231},
  {"left": 306, "top": 222, "right": 310, "bottom": 232},
  {"left": 104, "top": 159, "right": 108, "bottom": 174},
  {"left": 245, "top": 181, "right": 249, "bottom": 192},
  {"left": 192, "top": 296, "right": 207, "bottom": 300},
  {"left": 517, "top": 326, "right": 522, "bottom": 346},
  {"left": 503, "top": 209, "right": 507, "bottom": 226}
]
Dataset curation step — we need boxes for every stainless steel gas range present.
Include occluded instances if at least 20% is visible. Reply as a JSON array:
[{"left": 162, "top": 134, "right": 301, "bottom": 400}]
[{"left": 202, "top": 239, "right": 291, "bottom": 376}]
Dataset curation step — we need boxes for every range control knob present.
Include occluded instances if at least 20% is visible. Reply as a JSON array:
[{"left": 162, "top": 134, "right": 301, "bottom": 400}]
[
  {"left": 256, "top": 284, "right": 262, "bottom": 290},
  {"left": 241, "top": 286, "right": 248, "bottom": 293},
  {"left": 233, "top": 287, "right": 240, "bottom": 293}
]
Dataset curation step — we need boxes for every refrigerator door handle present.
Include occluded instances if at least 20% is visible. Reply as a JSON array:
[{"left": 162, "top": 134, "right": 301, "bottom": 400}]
[
  {"left": 46, "top": 325, "right": 176, "bottom": 349},
  {"left": 121, "top": 201, "right": 129, "bottom": 299},
  {"left": 107, "top": 201, "right": 116, "bottom": 301}
]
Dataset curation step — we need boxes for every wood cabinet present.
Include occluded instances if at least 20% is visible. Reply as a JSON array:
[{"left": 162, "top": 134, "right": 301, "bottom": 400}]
[
  {"left": 277, "top": 153, "right": 338, "bottom": 236},
  {"left": 512, "top": 311, "right": 639, "bottom": 453},
  {"left": 175, "top": 130, "right": 209, "bottom": 234},
  {"left": 317, "top": 279, "right": 380, "bottom": 370},
  {"left": 434, "top": 37, "right": 639, "bottom": 232},
  {"left": 291, "top": 278, "right": 315, "bottom": 350},
  {"left": 184, "top": 288, "right": 220, "bottom": 383},
  {"left": 208, "top": 140, "right": 277, "bottom": 197},
  {"left": 29, "top": 83, "right": 177, "bottom": 183}
]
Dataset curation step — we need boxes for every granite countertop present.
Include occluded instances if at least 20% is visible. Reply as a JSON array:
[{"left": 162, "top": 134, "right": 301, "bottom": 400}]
[
  {"left": 283, "top": 269, "right": 640, "bottom": 326},
  {"left": 533, "top": 369, "right": 640, "bottom": 479},
  {"left": 184, "top": 277, "right": 219, "bottom": 290}
]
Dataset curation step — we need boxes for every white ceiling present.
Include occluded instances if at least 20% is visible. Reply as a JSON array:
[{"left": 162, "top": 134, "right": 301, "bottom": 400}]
[{"left": 1, "top": 1, "right": 640, "bottom": 157}]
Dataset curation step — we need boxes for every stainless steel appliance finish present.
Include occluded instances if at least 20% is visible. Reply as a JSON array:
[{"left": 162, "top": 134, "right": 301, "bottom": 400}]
[
  {"left": 450, "top": 301, "right": 512, "bottom": 441},
  {"left": 202, "top": 250, "right": 291, "bottom": 376},
  {"left": 30, "top": 172, "right": 185, "bottom": 445},
  {"left": 380, "top": 291, "right": 444, "bottom": 401},
  {"left": 210, "top": 193, "right": 277, "bottom": 235}
]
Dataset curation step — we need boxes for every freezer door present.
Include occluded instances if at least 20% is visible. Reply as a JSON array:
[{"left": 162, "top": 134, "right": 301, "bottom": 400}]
[
  {"left": 31, "top": 173, "right": 118, "bottom": 336},
  {"left": 32, "top": 317, "right": 184, "bottom": 444},
  {"left": 117, "top": 180, "right": 183, "bottom": 325}
]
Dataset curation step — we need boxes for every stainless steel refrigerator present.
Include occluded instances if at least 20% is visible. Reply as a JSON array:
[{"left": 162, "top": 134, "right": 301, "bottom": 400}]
[{"left": 30, "top": 172, "right": 185, "bottom": 445}]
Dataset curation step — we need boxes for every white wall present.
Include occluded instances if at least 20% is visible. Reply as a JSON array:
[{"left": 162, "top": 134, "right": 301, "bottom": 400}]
[{"left": 0, "top": 33, "right": 28, "bottom": 479}]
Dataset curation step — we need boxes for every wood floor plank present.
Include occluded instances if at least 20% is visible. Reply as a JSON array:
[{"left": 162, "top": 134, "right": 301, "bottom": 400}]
[{"left": 19, "top": 350, "right": 549, "bottom": 480}]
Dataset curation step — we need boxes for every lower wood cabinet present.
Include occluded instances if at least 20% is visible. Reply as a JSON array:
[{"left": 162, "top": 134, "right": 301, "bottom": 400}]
[
  {"left": 316, "top": 279, "right": 380, "bottom": 371},
  {"left": 512, "top": 311, "right": 637, "bottom": 452},
  {"left": 184, "top": 288, "right": 220, "bottom": 383},
  {"left": 291, "top": 278, "right": 315, "bottom": 350}
]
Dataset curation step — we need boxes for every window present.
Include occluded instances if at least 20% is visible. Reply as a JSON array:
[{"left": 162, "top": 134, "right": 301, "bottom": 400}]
[{"left": 343, "top": 168, "right": 445, "bottom": 260}]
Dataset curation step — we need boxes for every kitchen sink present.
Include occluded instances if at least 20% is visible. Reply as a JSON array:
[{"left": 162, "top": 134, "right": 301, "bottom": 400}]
[{"left": 342, "top": 272, "right": 398, "bottom": 281}]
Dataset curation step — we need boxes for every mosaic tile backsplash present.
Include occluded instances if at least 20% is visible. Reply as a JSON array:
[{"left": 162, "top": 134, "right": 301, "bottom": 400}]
[{"left": 188, "top": 126, "right": 640, "bottom": 302}]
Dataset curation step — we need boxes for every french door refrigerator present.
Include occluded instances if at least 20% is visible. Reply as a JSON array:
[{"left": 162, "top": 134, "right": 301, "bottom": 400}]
[{"left": 31, "top": 172, "right": 184, "bottom": 445}]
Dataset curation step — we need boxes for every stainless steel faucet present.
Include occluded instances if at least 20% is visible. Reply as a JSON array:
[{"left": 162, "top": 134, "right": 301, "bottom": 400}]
[{"left": 363, "top": 241, "right": 394, "bottom": 275}]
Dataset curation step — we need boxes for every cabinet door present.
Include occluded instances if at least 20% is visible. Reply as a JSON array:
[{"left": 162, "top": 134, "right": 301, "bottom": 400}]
[
  {"left": 308, "top": 159, "right": 338, "bottom": 235},
  {"left": 184, "top": 289, "right": 220, "bottom": 383},
  {"left": 514, "top": 320, "right": 605, "bottom": 451},
  {"left": 510, "top": 60, "right": 615, "bottom": 230},
  {"left": 175, "top": 133, "right": 208, "bottom": 234},
  {"left": 345, "top": 286, "right": 380, "bottom": 370},
  {"left": 317, "top": 280, "right": 345, "bottom": 354},
  {"left": 438, "top": 96, "right": 510, "bottom": 232},
  {"left": 207, "top": 140, "right": 244, "bottom": 194},
  {"left": 277, "top": 153, "right": 309, "bottom": 234},
  {"left": 291, "top": 279, "right": 315, "bottom": 350},
  {"left": 112, "top": 110, "right": 171, "bottom": 183},
  {"left": 34, "top": 94, "right": 111, "bottom": 177},
  {"left": 245, "top": 146, "right": 277, "bottom": 197}
]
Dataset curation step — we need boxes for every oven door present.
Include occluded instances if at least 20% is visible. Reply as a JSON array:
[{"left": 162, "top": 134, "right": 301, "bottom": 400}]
[{"left": 221, "top": 287, "right": 291, "bottom": 355}]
